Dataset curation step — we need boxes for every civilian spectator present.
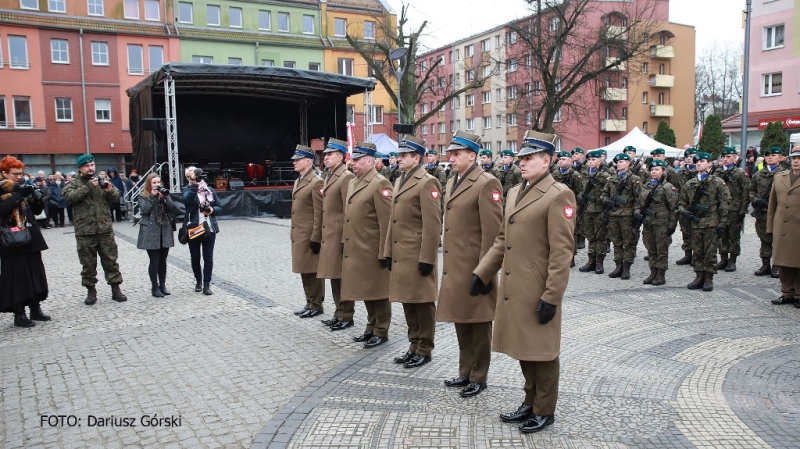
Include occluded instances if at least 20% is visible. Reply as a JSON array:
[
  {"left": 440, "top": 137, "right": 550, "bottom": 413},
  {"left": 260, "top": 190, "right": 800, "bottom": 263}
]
[{"left": 49, "top": 174, "right": 67, "bottom": 227}]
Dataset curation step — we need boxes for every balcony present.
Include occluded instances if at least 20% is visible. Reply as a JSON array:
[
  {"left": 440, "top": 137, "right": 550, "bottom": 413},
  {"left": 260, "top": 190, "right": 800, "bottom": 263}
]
[
  {"left": 601, "top": 119, "right": 627, "bottom": 132},
  {"left": 602, "top": 87, "right": 627, "bottom": 102},
  {"left": 649, "top": 74, "right": 675, "bottom": 88},
  {"left": 650, "top": 104, "right": 674, "bottom": 117},
  {"left": 650, "top": 45, "right": 674, "bottom": 59},
  {"left": 605, "top": 57, "right": 626, "bottom": 71},
  {"left": 605, "top": 25, "right": 627, "bottom": 41}
]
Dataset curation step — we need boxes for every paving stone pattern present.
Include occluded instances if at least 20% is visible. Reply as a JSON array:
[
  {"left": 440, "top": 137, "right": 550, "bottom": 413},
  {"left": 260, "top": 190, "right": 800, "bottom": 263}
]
[{"left": 1, "top": 217, "right": 798, "bottom": 449}]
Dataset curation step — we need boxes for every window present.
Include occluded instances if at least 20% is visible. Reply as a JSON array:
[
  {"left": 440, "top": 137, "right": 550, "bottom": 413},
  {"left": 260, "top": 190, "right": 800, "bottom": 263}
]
[
  {"left": 496, "top": 34, "right": 501, "bottom": 48},
  {"left": 439, "top": 122, "right": 445, "bottom": 134},
  {"left": 642, "top": 122, "right": 648, "bottom": 133},
  {"left": 507, "top": 141, "right": 517, "bottom": 152},
  {"left": 364, "top": 21, "right": 375, "bottom": 39},
  {"left": 483, "top": 116, "right": 492, "bottom": 129},
  {"left": 555, "top": 77, "right": 562, "bottom": 92},
  {"left": 481, "top": 39, "right": 490, "bottom": 52},
  {"left": 55, "top": 97, "right": 73, "bottom": 122},
  {"left": 524, "top": 54, "right": 532, "bottom": 68},
  {"left": 465, "top": 45, "right": 474, "bottom": 57},
  {"left": 0, "top": 98, "right": 6, "bottom": 128},
  {"left": 764, "top": 25, "right": 785, "bottom": 50},
  {"left": 549, "top": 16, "right": 560, "bottom": 31},
  {"left": 438, "top": 55, "right": 444, "bottom": 65},
  {"left": 9, "top": 36, "right": 29, "bottom": 69},
  {"left": 485, "top": 142, "right": 491, "bottom": 151},
  {"left": 762, "top": 72, "right": 782, "bottom": 96},
  {"left": 496, "top": 114, "right": 501, "bottom": 126},
  {"left": 508, "top": 86, "right": 518, "bottom": 99},
  {"left": 261, "top": 59, "right": 274, "bottom": 66},
  {"left": 466, "top": 94, "right": 475, "bottom": 106},
  {"left": 94, "top": 98, "right": 111, "bottom": 122},
  {"left": 148, "top": 46, "right": 163, "bottom": 72},
  {"left": 226, "top": 57, "right": 241, "bottom": 65},
  {"left": 466, "top": 118, "right": 475, "bottom": 130},
  {"left": 309, "top": 62, "right": 320, "bottom": 71},
  {"left": 623, "top": 77, "right": 628, "bottom": 88},
  {"left": 642, "top": 62, "right": 648, "bottom": 73},
  {"left": 228, "top": 7, "right": 242, "bottom": 28},
  {"left": 88, "top": 0, "right": 104, "bottom": 16},
  {"left": 534, "top": 81, "right": 541, "bottom": 95},
  {"left": 658, "top": 92, "right": 665, "bottom": 105},
  {"left": 337, "top": 58, "right": 353, "bottom": 76},
  {"left": 49, "top": 0, "right": 65, "bottom": 13},
  {"left": 507, "top": 113, "right": 517, "bottom": 126},
  {"left": 605, "top": 137, "right": 611, "bottom": 145},
  {"left": 124, "top": 0, "right": 139, "bottom": 19},
  {"left": 455, "top": 120, "right": 461, "bottom": 131},
  {"left": 482, "top": 91, "right": 491, "bottom": 103},
  {"left": 455, "top": 49, "right": 460, "bottom": 61},
  {"left": 524, "top": 83, "right": 531, "bottom": 96},
  {"left": 20, "top": 0, "right": 38, "bottom": 10},
  {"left": 508, "top": 31, "right": 517, "bottom": 45},
  {"left": 283, "top": 61, "right": 295, "bottom": 68},
  {"left": 145, "top": 0, "right": 159, "bottom": 21},
  {"left": 466, "top": 70, "right": 474, "bottom": 82},
  {"left": 421, "top": 124, "right": 428, "bottom": 135},
  {"left": 178, "top": 2, "right": 192, "bottom": 23},
  {"left": 525, "top": 110, "right": 532, "bottom": 126},
  {"left": 605, "top": 107, "right": 611, "bottom": 119},
  {"left": 659, "top": 63, "right": 665, "bottom": 75},
  {"left": 13, "top": 97, "right": 33, "bottom": 128},
  {"left": 277, "top": 12, "right": 289, "bottom": 32},
  {"left": 127, "top": 44, "right": 143, "bottom": 75},
  {"left": 508, "top": 58, "right": 517, "bottom": 72},
  {"left": 496, "top": 88, "right": 502, "bottom": 102},
  {"left": 303, "top": 15, "right": 315, "bottom": 34},
  {"left": 192, "top": 55, "right": 212, "bottom": 63},
  {"left": 553, "top": 108, "right": 562, "bottom": 123},
  {"left": 258, "top": 10, "right": 271, "bottom": 30},
  {"left": 51, "top": 39, "right": 69, "bottom": 64},
  {"left": 371, "top": 106, "right": 383, "bottom": 124},
  {"left": 421, "top": 103, "right": 428, "bottom": 114},
  {"left": 334, "top": 18, "right": 347, "bottom": 36},
  {"left": 207, "top": 5, "right": 220, "bottom": 26},
  {"left": 642, "top": 92, "right": 648, "bottom": 104},
  {"left": 622, "top": 107, "right": 627, "bottom": 118},
  {"left": 91, "top": 42, "right": 108, "bottom": 65}
]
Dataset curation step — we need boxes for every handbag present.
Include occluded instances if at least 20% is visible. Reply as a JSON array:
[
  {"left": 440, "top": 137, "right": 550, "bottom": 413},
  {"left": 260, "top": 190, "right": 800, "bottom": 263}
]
[
  {"left": 1, "top": 208, "right": 32, "bottom": 248},
  {"left": 34, "top": 209, "right": 47, "bottom": 220},
  {"left": 188, "top": 222, "right": 210, "bottom": 240}
]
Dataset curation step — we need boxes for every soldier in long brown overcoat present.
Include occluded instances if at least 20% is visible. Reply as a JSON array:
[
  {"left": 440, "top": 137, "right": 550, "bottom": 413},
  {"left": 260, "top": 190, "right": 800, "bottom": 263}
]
[
  {"left": 316, "top": 138, "right": 355, "bottom": 330},
  {"left": 473, "top": 131, "right": 575, "bottom": 434},
  {"left": 290, "top": 145, "right": 325, "bottom": 318},
  {"left": 341, "top": 142, "right": 393, "bottom": 348},
  {"left": 383, "top": 135, "right": 442, "bottom": 369},
  {"left": 437, "top": 131, "right": 503, "bottom": 398},
  {"left": 767, "top": 147, "right": 800, "bottom": 307}
]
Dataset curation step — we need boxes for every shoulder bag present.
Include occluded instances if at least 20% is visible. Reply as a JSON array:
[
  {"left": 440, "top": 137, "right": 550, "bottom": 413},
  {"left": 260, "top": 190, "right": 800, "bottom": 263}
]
[{"left": 1, "top": 206, "right": 32, "bottom": 248}]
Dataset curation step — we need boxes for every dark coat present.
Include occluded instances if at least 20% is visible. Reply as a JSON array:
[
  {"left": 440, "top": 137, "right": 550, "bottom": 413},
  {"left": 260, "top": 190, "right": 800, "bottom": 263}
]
[
  {"left": 49, "top": 183, "right": 67, "bottom": 208},
  {"left": 182, "top": 184, "right": 221, "bottom": 233},
  {"left": 136, "top": 194, "right": 176, "bottom": 250},
  {"left": 0, "top": 180, "right": 49, "bottom": 258}
]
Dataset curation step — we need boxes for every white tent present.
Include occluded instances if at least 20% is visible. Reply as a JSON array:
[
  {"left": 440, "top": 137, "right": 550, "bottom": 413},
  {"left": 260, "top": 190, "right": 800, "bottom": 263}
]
[
  {"left": 372, "top": 133, "right": 398, "bottom": 157},
  {"left": 587, "top": 127, "right": 685, "bottom": 158}
]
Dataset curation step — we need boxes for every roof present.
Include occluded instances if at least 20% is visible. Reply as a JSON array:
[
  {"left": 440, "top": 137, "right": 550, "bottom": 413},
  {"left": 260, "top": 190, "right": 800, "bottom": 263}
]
[
  {"left": 327, "top": 0, "right": 387, "bottom": 13},
  {"left": 0, "top": 9, "right": 171, "bottom": 35},
  {"left": 126, "top": 63, "right": 375, "bottom": 102},
  {"left": 177, "top": 26, "right": 325, "bottom": 47},
  {"left": 721, "top": 108, "right": 800, "bottom": 129},
  {"left": 587, "top": 127, "right": 684, "bottom": 158}
]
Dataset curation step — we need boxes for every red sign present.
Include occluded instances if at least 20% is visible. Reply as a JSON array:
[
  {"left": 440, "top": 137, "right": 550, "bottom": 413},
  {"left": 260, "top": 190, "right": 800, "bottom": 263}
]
[{"left": 757, "top": 116, "right": 800, "bottom": 130}]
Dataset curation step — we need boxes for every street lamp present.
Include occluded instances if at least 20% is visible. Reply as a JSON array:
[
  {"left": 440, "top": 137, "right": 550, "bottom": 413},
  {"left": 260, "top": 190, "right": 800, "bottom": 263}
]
[
  {"left": 740, "top": 0, "right": 753, "bottom": 168},
  {"left": 389, "top": 47, "right": 413, "bottom": 137},
  {"left": 699, "top": 101, "right": 709, "bottom": 125}
]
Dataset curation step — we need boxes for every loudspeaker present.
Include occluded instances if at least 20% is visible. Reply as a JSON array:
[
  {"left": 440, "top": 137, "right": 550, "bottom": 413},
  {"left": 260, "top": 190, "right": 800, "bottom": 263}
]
[
  {"left": 228, "top": 180, "right": 245, "bottom": 191},
  {"left": 141, "top": 118, "right": 166, "bottom": 132}
]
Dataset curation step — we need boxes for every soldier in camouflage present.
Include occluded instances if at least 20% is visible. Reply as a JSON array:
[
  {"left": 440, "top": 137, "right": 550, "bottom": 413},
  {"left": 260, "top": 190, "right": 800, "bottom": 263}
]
[
  {"left": 491, "top": 150, "right": 523, "bottom": 199},
  {"left": 635, "top": 160, "right": 679, "bottom": 286},
  {"left": 651, "top": 148, "right": 683, "bottom": 190},
  {"left": 479, "top": 149, "right": 495, "bottom": 172},
  {"left": 552, "top": 151, "right": 583, "bottom": 266},
  {"left": 572, "top": 148, "right": 587, "bottom": 175},
  {"left": 714, "top": 147, "right": 750, "bottom": 273},
  {"left": 678, "top": 152, "right": 731, "bottom": 292},
  {"left": 577, "top": 151, "right": 612, "bottom": 274},
  {"left": 386, "top": 151, "right": 402, "bottom": 185},
  {"left": 375, "top": 153, "right": 392, "bottom": 179},
  {"left": 749, "top": 147, "right": 786, "bottom": 277},
  {"left": 63, "top": 155, "right": 128, "bottom": 305},
  {"left": 601, "top": 153, "right": 642, "bottom": 280},
  {"left": 597, "top": 149, "right": 616, "bottom": 176},
  {"left": 675, "top": 148, "right": 698, "bottom": 265}
]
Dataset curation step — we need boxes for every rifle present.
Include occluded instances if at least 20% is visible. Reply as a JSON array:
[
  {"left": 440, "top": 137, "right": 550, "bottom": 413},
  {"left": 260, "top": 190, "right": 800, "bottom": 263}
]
[
  {"left": 601, "top": 171, "right": 632, "bottom": 224},
  {"left": 752, "top": 175, "right": 775, "bottom": 221},
  {"left": 631, "top": 174, "right": 666, "bottom": 237},
  {"left": 576, "top": 170, "right": 600, "bottom": 221},
  {"left": 683, "top": 165, "right": 718, "bottom": 231},
  {"left": 718, "top": 165, "right": 746, "bottom": 231}
]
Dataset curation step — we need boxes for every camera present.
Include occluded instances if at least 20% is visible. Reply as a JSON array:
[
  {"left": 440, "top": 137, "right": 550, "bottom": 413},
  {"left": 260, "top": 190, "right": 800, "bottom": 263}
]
[
  {"left": 193, "top": 168, "right": 207, "bottom": 182},
  {"left": 156, "top": 186, "right": 170, "bottom": 196},
  {"left": 201, "top": 204, "right": 213, "bottom": 214},
  {"left": 97, "top": 176, "right": 108, "bottom": 189},
  {"left": 31, "top": 188, "right": 44, "bottom": 201}
]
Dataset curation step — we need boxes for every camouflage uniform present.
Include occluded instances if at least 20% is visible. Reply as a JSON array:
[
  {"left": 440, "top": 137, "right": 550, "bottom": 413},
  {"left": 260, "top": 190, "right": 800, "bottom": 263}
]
[
  {"left": 577, "top": 168, "right": 611, "bottom": 264},
  {"left": 749, "top": 164, "right": 785, "bottom": 259},
  {"left": 377, "top": 165, "right": 391, "bottom": 179},
  {"left": 678, "top": 173, "right": 731, "bottom": 275},
  {"left": 491, "top": 164, "right": 523, "bottom": 199},
  {"left": 665, "top": 165, "right": 683, "bottom": 190},
  {"left": 715, "top": 164, "right": 750, "bottom": 265},
  {"left": 425, "top": 162, "right": 447, "bottom": 216},
  {"left": 552, "top": 166, "right": 583, "bottom": 256},
  {"left": 676, "top": 165, "right": 698, "bottom": 256},
  {"left": 63, "top": 174, "right": 124, "bottom": 288},
  {"left": 601, "top": 171, "right": 642, "bottom": 268},
  {"left": 636, "top": 178, "right": 679, "bottom": 271}
]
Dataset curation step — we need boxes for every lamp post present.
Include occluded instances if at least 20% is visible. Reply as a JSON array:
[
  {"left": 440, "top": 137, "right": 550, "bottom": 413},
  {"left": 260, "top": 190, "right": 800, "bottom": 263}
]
[
  {"left": 740, "top": 0, "right": 752, "bottom": 168},
  {"left": 390, "top": 47, "right": 411, "bottom": 138},
  {"left": 699, "top": 101, "right": 709, "bottom": 125}
]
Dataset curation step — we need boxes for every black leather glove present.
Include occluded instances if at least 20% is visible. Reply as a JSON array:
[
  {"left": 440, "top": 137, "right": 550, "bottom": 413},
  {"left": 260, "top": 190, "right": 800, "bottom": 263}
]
[
  {"left": 535, "top": 300, "right": 557, "bottom": 325},
  {"left": 385, "top": 258, "right": 392, "bottom": 271},
  {"left": 668, "top": 227, "right": 676, "bottom": 236},
  {"left": 309, "top": 241, "right": 321, "bottom": 254},
  {"left": 604, "top": 198, "right": 616, "bottom": 208},
  {"left": 753, "top": 198, "right": 768, "bottom": 208},
  {"left": 418, "top": 262, "right": 434, "bottom": 277},
  {"left": 714, "top": 225, "right": 725, "bottom": 235},
  {"left": 340, "top": 243, "right": 344, "bottom": 254},
  {"left": 681, "top": 210, "right": 696, "bottom": 221},
  {"left": 633, "top": 212, "right": 645, "bottom": 222},
  {"left": 379, "top": 258, "right": 388, "bottom": 269},
  {"left": 469, "top": 275, "right": 493, "bottom": 297}
]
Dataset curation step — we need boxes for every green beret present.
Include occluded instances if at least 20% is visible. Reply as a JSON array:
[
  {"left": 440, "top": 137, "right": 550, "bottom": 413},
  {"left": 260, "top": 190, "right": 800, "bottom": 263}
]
[
  {"left": 649, "top": 159, "right": 667, "bottom": 169},
  {"left": 684, "top": 148, "right": 697, "bottom": 156},
  {"left": 557, "top": 151, "right": 572, "bottom": 158},
  {"left": 650, "top": 148, "right": 665, "bottom": 155},
  {"left": 721, "top": 147, "right": 737, "bottom": 155},
  {"left": 426, "top": 149, "right": 438, "bottom": 156},
  {"left": 479, "top": 149, "right": 493, "bottom": 158},
  {"left": 587, "top": 151, "right": 601, "bottom": 159},
  {"left": 572, "top": 147, "right": 584, "bottom": 154},
  {"left": 598, "top": 149, "right": 607, "bottom": 155},
  {"left": 624, "top": 146, "right": 637, "bottom": 152},
  {"left": 765, "top": 146, "right": 784, "bottom": 156},
  {"left": 76, "top": 154, "right": 94, "bottom": 168},
  {"left": 500, "top": 150, "right": 515, "bottom": 158},
  {"left": 696, "top": 152, "right": 712, "bottom": 161},
  {"left": 613, "top": 153, "right": 631, "bottom": 162},
  {"left": 388, "top": 152, "right": 398, "bottom": 157}
]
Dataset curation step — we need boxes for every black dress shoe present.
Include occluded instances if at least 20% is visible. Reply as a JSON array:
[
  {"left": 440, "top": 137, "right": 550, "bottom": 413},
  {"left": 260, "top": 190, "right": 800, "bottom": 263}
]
[
  {"left": 203, "top": 286, "right": 213, "bottom": 295},
  {"left": 460, "top": 382, "right": 487, "bottom": 398},
  {"left": 444, "top": 376, "right": 470, "bottom": 387},
  {"left": 519, "top": 414, "right": 555, "bottom": 433},
  {"left": 294, "top": 306, "right": 310, "bottom": 316},
  {"left": 300, "top": 309, "right": 323, "bottom": 318},
  {"left": 394, "top": 350, "right": 414, "bottom": 364},
  {"left": 403, "top": 353, "right": 431, "bottom": 368},
  {"left": 500, "top": 404, "right": 533, "bottom": 423},
  {"left": 195, "top": 281, "right": 202, "bottom": 292},
  {"left": 321, "top": 316, "right": 339, "bottom": 326},
  {"left": 14, "top": 313, "right": 36, "bottom": 328},
  {"left": 771, "top": 296, "right": 796, "bottom": 305},
  {"left": 364, "top": 336, "right": 388, "bottom": 348},
  {"left": 331, "top": 320, "right": 354, "bottom": 331},
  {"left": 29, "top": 307, "right": 51, "bottom": 321},
  {"left": 353, "top": 331, "right": 373, "bottom": 343}
]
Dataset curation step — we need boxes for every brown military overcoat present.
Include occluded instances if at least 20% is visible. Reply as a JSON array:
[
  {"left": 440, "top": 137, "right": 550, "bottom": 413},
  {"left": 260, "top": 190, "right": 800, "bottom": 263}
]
[
  {"left": 436, "top": 164, "right": 503, "bottom": 323},
  {"left": 767, "top": 171, "right": 800, "bottom": 268},
  {"left": 341, "top": 168, "right": 393, "bottom": 301},
  {"left": 317, "top": 164, "right": 354, "bottom": 279},
  {"left": 291, "top": 170, "right": 323, "bottom": 274},
  {"left": 383, "top": 165, "right": 442, "bottom": 304},
  {"left": 474, "top": 174, "right": 576, "bottom": 362}
]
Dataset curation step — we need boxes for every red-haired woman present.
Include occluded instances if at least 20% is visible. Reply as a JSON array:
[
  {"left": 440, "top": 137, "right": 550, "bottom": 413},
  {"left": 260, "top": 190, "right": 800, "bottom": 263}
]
[{"left": 0, "top": 156, "right": 51, "bottom": 327}]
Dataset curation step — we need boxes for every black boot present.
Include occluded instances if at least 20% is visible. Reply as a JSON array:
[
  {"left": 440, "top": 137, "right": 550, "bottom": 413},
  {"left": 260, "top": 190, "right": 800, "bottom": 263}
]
[
  {"left": 570, "top": 256, "right": 575, "bottom": 268},
  {"left": 702, "top": 272, "right": 714, "bottom": 291},
  {"left": 14, "top": 310, "right": 35, "bottom": 328},
  {"left": 620, "top": 262, "right": 632, "bottom": 280},
  {"left": 29, "top": 303, "right": 51, "bottom": 321},
  {"left": 687, "top": 272, "right": 704, "bottom": 290},
  {"left": 195, "top": 280, "right": 203, "bottom": 292},
  {"left": 675, "top": 250, "right": 693, "bottom": 265},
  {"left": 203, "top": 284, "right": 213, "bottom": 295},
  {"left": 643, "top": 268, "right": 656, "bottom": 284},
  {"left": 715, "top": 254, "right": 728, "bottom": 271},
  {"left": 111, "top": 284, "right": 128, "bottom": 302},
  {"left": 651, "top": 269, "right": 666, "bottom": 286},
  {"left": 84, "top": 286, "right": 98, "bottom": 305},
  {"left": 754, "top": 258, "right": 771, "bottom": 276},
  {"left": 152, "top": 283, "right": 164, "bottom": 298},
  {"left": 595, "top": 255, "right": 605, "bottom": 274},
  {"left": 576, "top": 236, "right": 585, "bottom": 249},
  {"left": 608, "top": 260, "right": 623, "bottom": 278},
  {"left": 579, "top": 254, "right": 596, "bottom": 272},
  {"left": 159, "top": 278, "right": 170, "bottom": 295},
  {"left": 724, "top": 254, "right": 738, "bottom": 272},
  {"left": 771, "top": 265, "right": 780, "bottom": 278}
]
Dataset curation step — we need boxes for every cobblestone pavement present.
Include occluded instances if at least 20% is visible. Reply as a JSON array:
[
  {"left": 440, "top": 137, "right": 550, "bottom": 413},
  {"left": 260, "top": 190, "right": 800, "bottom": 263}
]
[{"left": 1, "top": 217, "right": 798, "bottom": 449}]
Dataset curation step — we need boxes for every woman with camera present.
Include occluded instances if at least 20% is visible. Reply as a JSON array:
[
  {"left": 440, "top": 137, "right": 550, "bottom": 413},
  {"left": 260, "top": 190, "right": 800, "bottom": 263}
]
[
  {"left": 0, "top": 156, "right": 51, "bottom": 328},
  {"left": 137, "top": 174, "right": 177, "bottom": 298},
  {"left": 182, "top": 166, "right": 221, "bottom": 295}
]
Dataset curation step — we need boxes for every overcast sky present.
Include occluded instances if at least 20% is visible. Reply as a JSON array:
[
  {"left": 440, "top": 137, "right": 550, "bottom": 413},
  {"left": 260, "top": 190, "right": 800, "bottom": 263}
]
[{"left": 384, "top": 0, "right": 744, "bottom": 57}]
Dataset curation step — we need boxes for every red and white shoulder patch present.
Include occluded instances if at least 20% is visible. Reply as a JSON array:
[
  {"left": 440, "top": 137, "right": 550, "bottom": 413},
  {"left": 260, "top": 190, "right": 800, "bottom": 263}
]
[
  {"left": 431, "top": 190, "right": 440, "bottom": 199},
  {"left": 319, "top": 187, "right": 324, "bottom": 196},
  {"left": 381, "top": 188, "right": 391, "bottom": 198},
  {"left": 491, "top": 191, "right": 501, "bottom": 202},
  {"left": 564, "top": 206, "right": 575, "bottom": 219}
]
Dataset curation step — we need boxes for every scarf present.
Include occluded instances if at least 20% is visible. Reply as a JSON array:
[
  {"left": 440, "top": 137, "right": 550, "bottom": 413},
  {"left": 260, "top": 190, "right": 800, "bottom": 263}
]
[{"left": 197, "top": 180, "right": 214, "bottom": 204}]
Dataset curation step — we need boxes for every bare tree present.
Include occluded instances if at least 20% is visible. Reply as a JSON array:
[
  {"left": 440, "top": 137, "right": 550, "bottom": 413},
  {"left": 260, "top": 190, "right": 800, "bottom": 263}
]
[
  {"left": 346, "top": 4, "right": 490, "bottom": 129},
  {"left": 695, "top": 41, "right": 742, "bottom": 122}
]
